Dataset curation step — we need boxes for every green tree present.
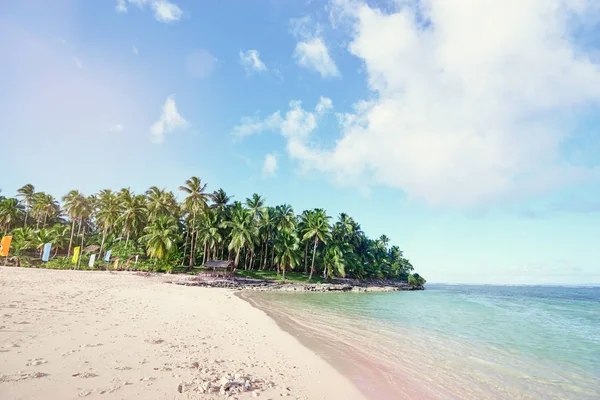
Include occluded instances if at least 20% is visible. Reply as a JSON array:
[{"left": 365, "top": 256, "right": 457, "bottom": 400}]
[
  {"left": 0, "top": 198, "right": 23, "bottom": 235},
  {"left": 140, "top": 216, "right": 178, "bottom": 261},
  {"left": 16, "top": 184, "right": 35, "bottom": 227},
  {"left": 223, "top": 206, "right": 256, "bottom": 270},
  {"left": 274, "top": 230, "right": 300, "bottom": 280},
  {"left": 179, "top": 177, "right": 209, "bottom": 267},
  {"left": 302, "top": 208, "right": 330, "bottom": 281}
]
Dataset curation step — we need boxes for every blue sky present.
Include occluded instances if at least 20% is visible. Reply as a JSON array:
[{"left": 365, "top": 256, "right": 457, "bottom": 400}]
[{"left": 1, "top": 0, "right": 599, "bottom": 284}]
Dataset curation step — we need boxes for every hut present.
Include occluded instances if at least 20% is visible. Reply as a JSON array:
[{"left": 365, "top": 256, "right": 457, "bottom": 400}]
[
  {"left": 201, "top": 260, "right": 234, "bottom": 279},
  {"left": 82, "top": 245, "right": 100, "bottom": 253}
]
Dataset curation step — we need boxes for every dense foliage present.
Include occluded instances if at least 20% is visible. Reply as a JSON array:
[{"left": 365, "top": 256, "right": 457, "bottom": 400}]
[{"left": 0, "top": 181, "right": 423, "bottom": 283}]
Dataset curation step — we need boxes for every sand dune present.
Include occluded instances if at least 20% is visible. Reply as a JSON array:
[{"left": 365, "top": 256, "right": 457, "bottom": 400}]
[{"left": 0, "top": 267, "right": 365, "bottom": 400}]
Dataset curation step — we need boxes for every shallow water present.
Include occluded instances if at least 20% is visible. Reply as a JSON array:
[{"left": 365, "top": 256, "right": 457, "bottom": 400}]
[{"left": 245, "top": 285, "right": 600, "bottom": 399}]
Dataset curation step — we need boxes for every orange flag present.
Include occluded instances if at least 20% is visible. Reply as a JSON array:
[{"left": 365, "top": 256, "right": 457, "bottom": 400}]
[{"left": 0, "top": 236, "right": 12, "bottom": 257}]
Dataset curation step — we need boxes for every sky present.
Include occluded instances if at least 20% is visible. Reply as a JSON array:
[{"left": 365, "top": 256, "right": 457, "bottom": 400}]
[{"left": 1, "top": 0, "right": 599, "bottom": 284}]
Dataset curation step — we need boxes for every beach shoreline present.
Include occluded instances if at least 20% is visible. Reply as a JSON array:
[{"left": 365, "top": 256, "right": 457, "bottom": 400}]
[
  {"left": 238, "top": 291, "right": 438, "bottom": 400},
  {"left": 0, "top": 267, "right": 366, "bottom": 400}
]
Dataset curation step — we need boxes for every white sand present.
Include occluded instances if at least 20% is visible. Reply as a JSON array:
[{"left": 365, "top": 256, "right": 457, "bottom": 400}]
[{"left": 0, "top": 267, "right": 365, "bottom": 400}]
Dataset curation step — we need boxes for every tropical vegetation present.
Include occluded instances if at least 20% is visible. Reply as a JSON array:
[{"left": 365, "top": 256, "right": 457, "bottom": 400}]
[{"left": 0, "top": 182, "right": 424, "bottom": 285}]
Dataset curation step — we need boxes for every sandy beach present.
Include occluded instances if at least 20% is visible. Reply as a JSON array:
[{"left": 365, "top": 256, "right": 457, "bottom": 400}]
[{"left": 0, "top": 267, "right": 366, "bottom": 400}]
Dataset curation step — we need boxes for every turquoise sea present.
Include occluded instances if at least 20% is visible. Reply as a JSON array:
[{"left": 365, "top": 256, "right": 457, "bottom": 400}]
[{"left": 245, "top": 285, "right": 600, "bottom": 399}]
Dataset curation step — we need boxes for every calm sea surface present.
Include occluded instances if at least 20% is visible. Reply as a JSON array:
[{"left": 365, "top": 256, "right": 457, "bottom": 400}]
[{"left": 245, "top": 285, "right": 600, "bottom": 399}]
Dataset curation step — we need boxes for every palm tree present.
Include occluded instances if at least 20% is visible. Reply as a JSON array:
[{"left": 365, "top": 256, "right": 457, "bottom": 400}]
[
  {"left": 179, "top": 177, "right": 209, "bottom": 267},
  {"left": 298, "top": 210, "right": 312, "bottom": 273},
  {"left": 222, "top": 206, "right": 256, "bottom": 270},
  {"left": 32, "top": 193, "right": 59, "bottom": 228},
  {"left": 259, "top": 207, "right": 274, "bottom": 270},
  {"left": 274, "top": 204, "right": 295, "bottom": 232},
  {"left": 34, "top": 228, "right": 53, "bottom": 257},
  {"left": 197, "top": 209, "right": 222, "bottom": 262},
  {"left": 146, "top": 186, "right": 177, "bottom": 221},
  {"left": 16, "top": 184, "right": 35, "bottom": 227},
  {"left": 274, "top": 230, "right": 300, "bottom": 280},
  {"left": 49, "top": 224, "right": 70, "bottom": 257},
  {"left": 303, "top": 208, "right": 330, "bottom": 281},
  {"left": 117, "top": 189, "right": 147, "bottom": 249},
  {"left": 140, "top": 216, "right": 178, "bottom": 261},
  {"left": 323, "top": 245, "right": 345, "bottom": 279},
  {"left": 210, "top": 188, "right": 232, "bottom": 211},
  {"left": 0, "top": 198, "right": 24, "bottom": 234},
  {"left": 96, "top": 189, "right": 119, "bottom": 255},
  {"left": 245, "top": 193, "right": 265, "bottom": 221},
  {"left": 75, "top": 196, "right": 94, "bottom": 269},
  {"left": 62, "top": 190, "right": 84, "bottom": 256},
  {"left": 9, "top": 227, "right": 35, "bottom": 265}
]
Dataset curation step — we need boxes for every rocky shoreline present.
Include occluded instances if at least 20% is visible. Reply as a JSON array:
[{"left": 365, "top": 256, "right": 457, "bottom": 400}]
[{"left": 173, "top": 277, "right": 424, "bottom": 292}]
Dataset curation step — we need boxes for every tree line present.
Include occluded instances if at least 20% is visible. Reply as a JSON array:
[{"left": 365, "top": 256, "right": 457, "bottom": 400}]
[{"left": 0, "top": 179, "right": 423, "bottom": 283}]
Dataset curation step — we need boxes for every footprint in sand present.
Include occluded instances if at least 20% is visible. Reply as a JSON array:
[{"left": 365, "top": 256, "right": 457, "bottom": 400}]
[{"left": 26, "top": 358, "right": 47, "bottom": 366}]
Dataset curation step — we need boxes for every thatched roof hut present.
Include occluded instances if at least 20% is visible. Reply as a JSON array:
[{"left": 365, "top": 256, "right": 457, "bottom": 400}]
[
  {"left": 82, "top": 245, "right": 100, "bottom": 253},
  {"left": 203, "top": 260, "right": 233, "bottom": 269}
]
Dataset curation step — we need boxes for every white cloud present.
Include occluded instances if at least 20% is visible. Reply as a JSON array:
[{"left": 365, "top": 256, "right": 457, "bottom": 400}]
[
  {"left": 233, "top": 112, "right": 283, "bottom": 139},
  {"left": 110, "top": 123, "right": 124, "bottom": 133},
  {"left": 115, "top": 0, "right": 183, "bottom": 23},
  {"left": 116, "top": 0, "right": 127, "bottom": 13},
  {"left": 133, "top": 45, "right": 139, "bottom": 55},
  {"left": 150, "top": 95, "right": 189, "bottom": 144},
  {"left": 239, "top": 49, "right": 267, "bottom": 73},
  {"left": 233, "top": 97, "right": 332, "bottom": 140},
  {"left": 293, "top": 38, "right": 340, "bottom": 78},
  {"left": 262, "top": 153, "right": 278, "bottom": 177},
  {"left": 280, "top": 0, "right": 600, "bottom": 207},
  {"left": 315, "top": 96, "right": 333, "bottom": 115}
]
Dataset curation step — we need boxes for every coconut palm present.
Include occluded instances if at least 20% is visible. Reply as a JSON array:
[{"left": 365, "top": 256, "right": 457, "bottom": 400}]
[
  {"left": 34, "top": 228, "right": 53, "bottom": 257},
  {"left": 32, "top": 193, "right": 60, "bottom": 228},
  {"left": 62, "top": 190, "right": 84, "bottom": 256},
  {"left": 49, "top": 224, "right": 70, "bottom": 257},
  {"left": 117, "top": 189, "right": 147, "bottom": 249},
  {"left": 259, "top": 207, "right": 274, "bottom": 270},
  {"left": 302, "top": 208, "right": 330, "bottom": 281},
  {"left": 274, "top": 204, "right": 295, "bottom": 232},
  {"left": 9, "top": 227, "right": 35, "bottom": 264},
  {"left": 274, "top": 230, "right": 300, "bottom": 280},
  {"left": 140, "top": 216, "right": 178, "bottom": 261},
  {"left": 96, "top": 189, "right": 119, "bottom": 255},
  {"left": 179, "top": 177, "right": 210, "bottom": 267},
  {"left": 197, "top": 209, "right": 222, "bottom": 262},
  {"left": 16, "top": 184, "right": 35, "bottom": 227},
  {"left": 323, "top": 245, "right": 345, "bottom": 279},
  {"left": 146, "top": 186, "right": 177, "bottom": 221},
  {"left": 222, "top": 206, "right": 256, "bottom": 270},
  {"left": 0, "top": 198, "right": 24, "bottom": 235},
  {"left": 245, "top": 193, "right": 265, "bottom": 221}
]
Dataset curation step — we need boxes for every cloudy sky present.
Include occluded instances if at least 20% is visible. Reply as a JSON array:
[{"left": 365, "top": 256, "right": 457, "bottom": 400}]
[{"left": 1, "top": 0, "right": 599, "bottom": 284}]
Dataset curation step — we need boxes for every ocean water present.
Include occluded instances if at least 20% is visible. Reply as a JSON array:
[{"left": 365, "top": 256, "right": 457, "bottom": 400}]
[{"left": 245, "top": 285, "right": 600, "bottom": 399}]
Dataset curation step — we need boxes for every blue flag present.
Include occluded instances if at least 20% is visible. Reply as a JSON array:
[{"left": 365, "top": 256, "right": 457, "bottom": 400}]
[
  {"left": 41, "top": 243, "right": 52, "bottom": 262},
  {"left": 104, "top": 250, "right": 112, "bottom": 262}
]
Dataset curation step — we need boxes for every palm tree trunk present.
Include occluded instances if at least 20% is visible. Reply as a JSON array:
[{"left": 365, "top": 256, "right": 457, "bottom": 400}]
[
  {"left": 99, "top": 227, "right": 108, "bottom": 256},
  {"left": 125, "top": 231, "right": 130, "bottom": 249},
  {"left": 262, "top": 232, "right": 269, "bottom": 270},
  {"left": 308, "top": 236, "right": 319, "bottom": 281},
  {"left": 250, "top": 249, "right": 255, "bottom": 270},
  {"left": 23, "top": 209, "right": 28, "bottom": 227},
  {"left": 77, "top": 222, "right": 85, "bottom": 270},
  {"left": 212, "top": 244, "right": 217, "bottom": 260},
  {"left": 189, "top": 230, "right": 195, "bottom": 267},
  {"left": 67, "top": 219, "right": 76, "bottom": 256},
  {"left": 43, "top": 212, "right": 47, "bottom": 228},
  {"left": 234, "top": 248, "right": 241, "bottom": 271},
  {"left": 182, "top": 227, "right": 189, "bottom": 266},
  {"left": 304, "top": 241, "right": 309, "bottom": 273}
]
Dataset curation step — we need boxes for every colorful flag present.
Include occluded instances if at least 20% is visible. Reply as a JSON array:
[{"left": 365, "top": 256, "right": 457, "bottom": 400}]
[
  {"left": 0, "top": 236, "right": 12, "bottom": 257},
  {"left": 41, "top": 243, "right": 52, "bottom": 262},
  {"left": 113, "top": 258, "right": 120, "bottom": 270},
  {"left": 71, "top": 246, "right": 80, "bottom": 264},
  {"left": 89, "top": 254, "right": 96, "bottom": 268},
  {"left": 104, "top": 250, "right": 112, "bottom": 262}
]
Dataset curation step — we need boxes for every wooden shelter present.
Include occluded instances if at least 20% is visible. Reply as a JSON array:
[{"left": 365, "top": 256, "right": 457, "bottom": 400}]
[{"left": 200, "top": 260, "right": 234, "bottom": 278}]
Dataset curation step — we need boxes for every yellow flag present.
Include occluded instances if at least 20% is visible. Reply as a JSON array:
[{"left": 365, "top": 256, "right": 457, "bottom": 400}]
[
  {"left": 113, "top": 258, "right": 120, "bottom": 270},
  {"left": 0, "top": 236, "right": 12, "bottom": 257},
  {"left": 71, "top": 246, "right": 80, "bottom": 264}
]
